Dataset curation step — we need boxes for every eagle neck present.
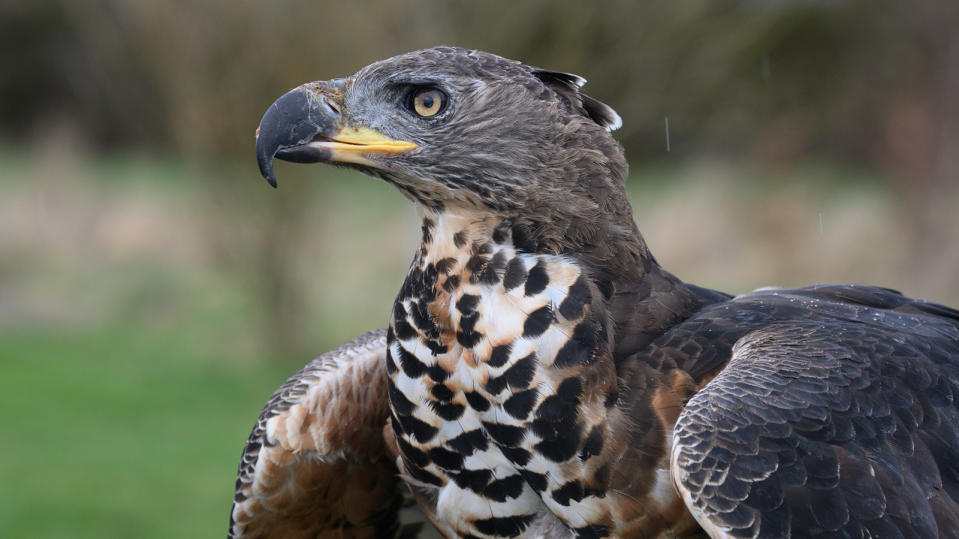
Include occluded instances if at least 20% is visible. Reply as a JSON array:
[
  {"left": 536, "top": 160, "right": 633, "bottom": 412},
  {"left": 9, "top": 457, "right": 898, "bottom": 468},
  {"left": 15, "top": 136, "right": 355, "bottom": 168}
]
[{"left": 412, "top": 206, "right": 708, "bottom": 362}]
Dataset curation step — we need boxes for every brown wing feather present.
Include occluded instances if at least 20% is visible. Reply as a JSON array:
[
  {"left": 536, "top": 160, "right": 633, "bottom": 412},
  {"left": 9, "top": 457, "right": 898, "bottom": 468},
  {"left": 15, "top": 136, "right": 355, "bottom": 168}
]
[
  {"left": 228, "top": 328, "right": 423, "bottom": 538},
  {"left": 671, "top": 306, "right": 959, "bottom": 539}
]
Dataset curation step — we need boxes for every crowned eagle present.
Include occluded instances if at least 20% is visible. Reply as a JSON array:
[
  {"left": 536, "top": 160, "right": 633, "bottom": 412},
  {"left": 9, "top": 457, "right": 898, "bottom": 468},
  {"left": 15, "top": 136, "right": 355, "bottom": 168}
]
[{"left": 230, "top": 47, "right": 959, "bottom": 539}]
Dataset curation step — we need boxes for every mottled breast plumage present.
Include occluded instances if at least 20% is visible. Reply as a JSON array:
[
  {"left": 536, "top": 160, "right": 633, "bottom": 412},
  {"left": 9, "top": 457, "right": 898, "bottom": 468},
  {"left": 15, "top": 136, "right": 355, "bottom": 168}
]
[{"left": 386, "top": 209, "right": 623, "bottom": 538}]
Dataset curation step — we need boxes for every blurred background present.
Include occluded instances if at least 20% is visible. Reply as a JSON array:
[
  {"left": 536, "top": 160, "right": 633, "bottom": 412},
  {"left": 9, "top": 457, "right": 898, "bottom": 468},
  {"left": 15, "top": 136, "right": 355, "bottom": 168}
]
[{"left": 1, "top": 0, "right": 957, "bottom": 536}]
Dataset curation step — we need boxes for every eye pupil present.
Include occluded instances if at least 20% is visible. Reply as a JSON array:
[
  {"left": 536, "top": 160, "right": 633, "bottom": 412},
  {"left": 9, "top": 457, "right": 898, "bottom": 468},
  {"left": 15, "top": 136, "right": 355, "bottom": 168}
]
[{"left": 411, "top": 88, "right": 446, "bottom": 117}]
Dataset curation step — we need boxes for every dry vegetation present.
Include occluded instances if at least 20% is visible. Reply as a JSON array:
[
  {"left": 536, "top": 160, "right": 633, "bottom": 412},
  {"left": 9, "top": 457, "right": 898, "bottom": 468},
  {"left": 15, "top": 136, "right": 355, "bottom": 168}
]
[{"left": 3, "top": 151, "right": 956, "bottom": 361}]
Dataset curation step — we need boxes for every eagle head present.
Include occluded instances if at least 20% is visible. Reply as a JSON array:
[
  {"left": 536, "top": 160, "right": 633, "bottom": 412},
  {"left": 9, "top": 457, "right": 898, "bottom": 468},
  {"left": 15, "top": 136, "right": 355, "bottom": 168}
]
[{"left": 256, "top": 46, "right": 626, "bottom": 215}]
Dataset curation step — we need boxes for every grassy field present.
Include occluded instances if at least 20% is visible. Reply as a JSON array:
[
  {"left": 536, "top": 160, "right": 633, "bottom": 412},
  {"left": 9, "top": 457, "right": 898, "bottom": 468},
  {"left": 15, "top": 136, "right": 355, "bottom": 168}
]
[
  {"left": 0, "top": 326, "right": 291, "bottom": 537},
  {"left": 1, "top": 150, "right": 956, "bottom": 537}
]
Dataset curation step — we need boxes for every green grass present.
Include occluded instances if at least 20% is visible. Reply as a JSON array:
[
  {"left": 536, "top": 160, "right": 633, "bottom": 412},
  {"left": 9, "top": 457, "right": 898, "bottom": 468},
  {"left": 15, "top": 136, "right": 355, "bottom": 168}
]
[{"left": 0, "top": 324, "right": 294, "bottom": 538}]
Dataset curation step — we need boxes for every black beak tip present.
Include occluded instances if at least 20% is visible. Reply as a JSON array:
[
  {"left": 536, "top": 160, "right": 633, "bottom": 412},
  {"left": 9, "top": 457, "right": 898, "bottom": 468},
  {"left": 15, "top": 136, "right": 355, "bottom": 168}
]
[
  {"left": 255, "top": 87, "right": 333, "bottom": 189},
  {"left": 256, "top": 142, "right": 279, "bottom": 188}
]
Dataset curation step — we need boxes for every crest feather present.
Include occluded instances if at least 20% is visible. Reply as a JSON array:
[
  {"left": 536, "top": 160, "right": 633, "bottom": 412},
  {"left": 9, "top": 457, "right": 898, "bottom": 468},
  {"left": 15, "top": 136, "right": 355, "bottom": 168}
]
[{"left": 531, "top": 69, "right": 622, "bottom": 131}]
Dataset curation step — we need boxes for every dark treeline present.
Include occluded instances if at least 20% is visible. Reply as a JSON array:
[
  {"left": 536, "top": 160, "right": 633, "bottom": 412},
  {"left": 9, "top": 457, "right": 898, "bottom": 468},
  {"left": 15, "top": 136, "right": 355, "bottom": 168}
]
[{"left": 2, "top": 0, "right": 957, "bottom": 177}]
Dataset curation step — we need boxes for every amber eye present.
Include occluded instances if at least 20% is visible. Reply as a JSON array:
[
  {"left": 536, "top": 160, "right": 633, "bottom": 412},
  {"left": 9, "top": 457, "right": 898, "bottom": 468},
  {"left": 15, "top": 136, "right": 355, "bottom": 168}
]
[{"left": 409, "top": 87, "right": 447, "bottom": 117}]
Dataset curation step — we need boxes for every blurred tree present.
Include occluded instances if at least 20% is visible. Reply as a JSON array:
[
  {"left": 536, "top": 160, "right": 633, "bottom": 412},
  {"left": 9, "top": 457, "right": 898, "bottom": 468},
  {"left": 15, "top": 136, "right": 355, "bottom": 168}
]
[{"left": 2, "top": 0, "right": 955, "bottom": 168}]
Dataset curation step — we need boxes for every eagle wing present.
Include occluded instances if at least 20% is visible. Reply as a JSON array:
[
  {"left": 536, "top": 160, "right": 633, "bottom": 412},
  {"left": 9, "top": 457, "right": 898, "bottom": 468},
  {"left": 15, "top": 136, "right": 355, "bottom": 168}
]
[
  {"left": 670, "top": 302, "right": 959, "bottom": 538},
  {"left": 229, "top": 328, "right": 422, "bottom": 538}
]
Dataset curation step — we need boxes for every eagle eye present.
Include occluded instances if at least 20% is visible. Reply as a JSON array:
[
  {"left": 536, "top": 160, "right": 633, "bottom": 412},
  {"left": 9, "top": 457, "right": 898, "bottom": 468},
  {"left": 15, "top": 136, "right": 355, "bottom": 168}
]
[{"left": 407, "top": 87, "right": 447, "bottom": 118}]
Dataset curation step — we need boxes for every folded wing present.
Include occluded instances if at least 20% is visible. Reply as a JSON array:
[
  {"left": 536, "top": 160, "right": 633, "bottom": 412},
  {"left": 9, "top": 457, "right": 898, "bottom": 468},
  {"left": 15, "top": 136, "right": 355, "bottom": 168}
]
[
  {"left": 229, "top": 329, "right": 421, "bottom": 538},
  {"left": 671, "top": 313, "right": 959, "bottom": 538}
]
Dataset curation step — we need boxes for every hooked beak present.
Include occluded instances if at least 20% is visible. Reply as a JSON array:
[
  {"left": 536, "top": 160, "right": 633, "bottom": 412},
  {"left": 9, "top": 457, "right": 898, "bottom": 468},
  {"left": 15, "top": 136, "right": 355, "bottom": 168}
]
[{"left": 255, "top": 81, "right": 417, "bottom": 187}]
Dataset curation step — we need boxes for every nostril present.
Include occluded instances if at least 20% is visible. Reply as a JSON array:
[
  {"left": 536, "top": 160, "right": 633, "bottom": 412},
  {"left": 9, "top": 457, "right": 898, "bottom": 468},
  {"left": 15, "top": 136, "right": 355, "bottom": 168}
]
[{"left": 325, "top": 100, "right": 340, "bottom": 115}]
